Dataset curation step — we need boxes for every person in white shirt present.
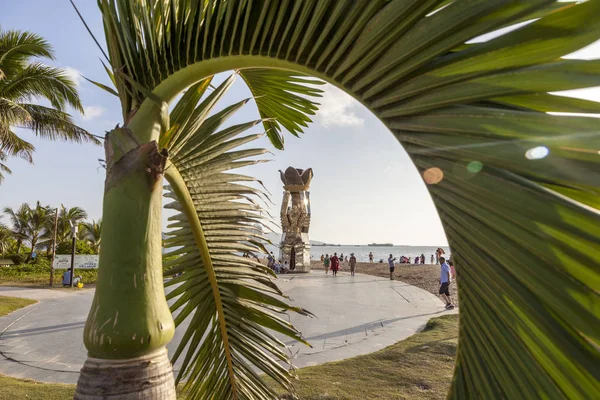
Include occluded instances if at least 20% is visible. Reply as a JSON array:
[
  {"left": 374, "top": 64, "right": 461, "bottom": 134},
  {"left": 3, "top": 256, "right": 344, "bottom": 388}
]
[{"left": 439, "top": 257, "right": 454, "bottom": 309}]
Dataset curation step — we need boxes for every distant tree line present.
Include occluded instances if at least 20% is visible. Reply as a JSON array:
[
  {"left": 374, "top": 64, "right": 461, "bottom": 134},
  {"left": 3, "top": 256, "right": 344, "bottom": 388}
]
[{"left": 0, "top": 202, "right": 101, "bottom": 263}]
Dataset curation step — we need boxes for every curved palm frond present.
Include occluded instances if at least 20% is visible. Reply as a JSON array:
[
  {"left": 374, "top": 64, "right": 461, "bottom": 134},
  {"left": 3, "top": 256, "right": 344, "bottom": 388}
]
[
  {"left": 162, "top": 73, "right": 310, "bottom": 399},
  {"left": 97, "top": 1, "right": 600, "bottom": 399}
]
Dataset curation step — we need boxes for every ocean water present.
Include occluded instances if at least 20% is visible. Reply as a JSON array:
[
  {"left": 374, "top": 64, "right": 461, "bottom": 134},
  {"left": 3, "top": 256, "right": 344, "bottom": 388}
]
[{"left": 265, "top": 244, "right": 450, "bottom": 263}]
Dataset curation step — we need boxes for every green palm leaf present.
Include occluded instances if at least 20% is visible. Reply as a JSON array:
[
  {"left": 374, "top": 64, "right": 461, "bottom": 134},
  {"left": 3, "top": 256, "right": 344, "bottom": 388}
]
[
  {"left": 161, "top": 73, "right": 310, "bottom": 399},
  {"left": 94, "top": 0, "right": 600, "bottom": 399}
]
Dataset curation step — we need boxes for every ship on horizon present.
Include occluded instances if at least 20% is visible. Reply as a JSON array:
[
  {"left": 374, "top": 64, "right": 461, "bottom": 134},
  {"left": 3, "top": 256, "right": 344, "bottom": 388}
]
[{"left": 368, "top": 242, "right": 393, "bottom": 247}]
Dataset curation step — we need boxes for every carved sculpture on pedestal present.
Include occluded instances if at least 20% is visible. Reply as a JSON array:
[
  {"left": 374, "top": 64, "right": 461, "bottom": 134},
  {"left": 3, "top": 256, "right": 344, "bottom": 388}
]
[{"left": 279, "top": 167, "right": 313, "bottom": 272}]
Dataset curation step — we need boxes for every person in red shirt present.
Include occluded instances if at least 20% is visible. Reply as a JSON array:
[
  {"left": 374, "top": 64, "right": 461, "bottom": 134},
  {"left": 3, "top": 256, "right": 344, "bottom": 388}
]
[{"left": 330, "top": 253, "right": 340, "bottom": 276}]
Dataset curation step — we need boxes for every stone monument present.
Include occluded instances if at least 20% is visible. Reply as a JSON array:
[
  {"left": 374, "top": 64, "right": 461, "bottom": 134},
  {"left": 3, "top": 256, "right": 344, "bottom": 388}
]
[{"left": 279, "top": 167, "right": 313, "bottom": 272}]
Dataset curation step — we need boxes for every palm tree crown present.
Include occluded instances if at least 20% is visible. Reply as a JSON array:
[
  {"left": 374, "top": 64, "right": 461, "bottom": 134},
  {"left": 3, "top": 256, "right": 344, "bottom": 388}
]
[
  {"left": 80, "top": 218, "right": 101, "bottom": 253},
  {"left": 3, "top": 203, "right": 30, "bottom": 253},
  {"left": 0, "top": 27, "right": 100, "bottom": 181}
]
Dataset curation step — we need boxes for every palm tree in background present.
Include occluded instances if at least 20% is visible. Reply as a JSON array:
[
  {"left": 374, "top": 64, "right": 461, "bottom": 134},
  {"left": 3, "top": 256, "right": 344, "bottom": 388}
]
[
  {"left": 0, "top": 222, "right": 12, "bottom": 255},
  {"left": 55, "top": 205, "right": 87, "bottom": 246},
  {"left": 80, "top": 218, "right": 101, "bottom": 253},
  {"left": 23, "top": 201, "right": 52, "bottom": 261},
  {"left": 3, "top": 203, "right": 29, "bottom": 254},
  {"left": 0, "top": 27, "right": 99, "bottom": 181}
]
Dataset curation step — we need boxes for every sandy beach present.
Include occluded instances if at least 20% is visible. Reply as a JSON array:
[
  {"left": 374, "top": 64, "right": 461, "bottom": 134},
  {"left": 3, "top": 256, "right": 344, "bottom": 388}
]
[{"left": 310, "top": 260, "right": 459, "bottom": 305}]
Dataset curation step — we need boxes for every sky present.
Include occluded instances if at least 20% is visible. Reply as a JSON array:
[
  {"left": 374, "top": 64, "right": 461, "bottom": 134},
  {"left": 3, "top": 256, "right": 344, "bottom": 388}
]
[{"left": 1, "top": 1, "right": 599, "bottom": 246}]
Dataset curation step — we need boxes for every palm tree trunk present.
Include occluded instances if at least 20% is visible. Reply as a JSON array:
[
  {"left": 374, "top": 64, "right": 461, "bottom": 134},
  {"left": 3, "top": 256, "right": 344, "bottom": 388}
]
[
  {"left": 75, "top": 129, "right": 175, "bottom": 399},
  {"left": 26, "top": 236, "right": 37, "bottom": 263}
]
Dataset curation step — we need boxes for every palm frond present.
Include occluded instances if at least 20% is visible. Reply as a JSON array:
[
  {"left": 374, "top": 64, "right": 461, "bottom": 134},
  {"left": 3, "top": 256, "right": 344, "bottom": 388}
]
[
  {"left": 0, "top": 62, "right": 84, "bottom": 112},
  {"left": 0, "top": 151, "right": 12, "bottom": 184},
  {"left": 18, "top": 104, "right": 100, "bottom": 145},
  {"left": 97, "top": 1, "right": 600, "bottom": 399},
  {"left": 0, "top": 125, "right": 34, "bottom": 161},
  {"left": 162, "top": 74, "right": 310, "bottom": 399},
  {"left": 238, "top": 69, "right": 324, "bottom": 149},
  {"left": 0, "top": 29, "right": 54, "bottom": 74}
]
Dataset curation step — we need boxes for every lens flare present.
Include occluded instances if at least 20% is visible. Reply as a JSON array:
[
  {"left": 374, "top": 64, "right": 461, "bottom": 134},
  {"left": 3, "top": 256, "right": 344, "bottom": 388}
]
[
  {"left": 423, "top": 167, "right": 444, "bottom": 184},
  {"left": 525, "top": 146, "right": 549, "bottom": 160},
  {"left": 466, "top": 161, "right": 483, "bottom": 174}
]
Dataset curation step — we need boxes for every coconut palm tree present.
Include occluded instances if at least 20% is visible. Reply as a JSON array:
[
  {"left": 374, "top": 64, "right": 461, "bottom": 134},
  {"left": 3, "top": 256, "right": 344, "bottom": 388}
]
[
  {"left": 0, "top": 27, "right": 99, "bottom": 179},
  {"left": 75, "top": 1, "right": 600, "bottom": 399},
  {"left": 0, "top": 222, "right": 12, "bottom": 255},
  {"left": 3, "top": 203, "right": 30, "bottom": 254},
  {"left": 24, "top": 202, "right": 52, "bottom": 261},
  {"left": 80, "top": 219, "right": 102, "bottom": 253},
  {"left": 56, "top": 205, "right": 88, "bottom": 246}
]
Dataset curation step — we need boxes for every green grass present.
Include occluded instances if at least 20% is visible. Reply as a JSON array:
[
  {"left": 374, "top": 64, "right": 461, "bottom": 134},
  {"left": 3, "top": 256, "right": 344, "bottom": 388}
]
[
  {"left": 0, "top": 376, "right": 75, "bottom": 400},
  {"left": 0, "top": 295, "right": 37, "bottom": 317},
  {"left": 270, "top": 314, "right": 459, "bottom": 399},
  {"left": 0, "top": 264, "right": 98, "bottom": 287}
]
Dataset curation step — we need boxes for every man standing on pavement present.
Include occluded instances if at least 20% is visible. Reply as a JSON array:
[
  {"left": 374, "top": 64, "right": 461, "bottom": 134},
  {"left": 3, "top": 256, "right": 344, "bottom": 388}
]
[
  {"left": 439, "top": 257, "right": 455, "bottom": 309},
  {"left": 349, "top": 253, "right": 357, "bottom": 276},
  {"left": 388, "top": 254, "right": 396, "bottom": 280}
]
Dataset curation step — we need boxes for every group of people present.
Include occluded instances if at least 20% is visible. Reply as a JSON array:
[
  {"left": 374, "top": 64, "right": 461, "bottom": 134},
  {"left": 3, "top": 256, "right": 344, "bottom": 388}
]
[
  {"left": 321, "top": 253, "right": 357, "bottom": 276},
  {"left": 266, "top": 252, "right": 291, "bottom": 274}
]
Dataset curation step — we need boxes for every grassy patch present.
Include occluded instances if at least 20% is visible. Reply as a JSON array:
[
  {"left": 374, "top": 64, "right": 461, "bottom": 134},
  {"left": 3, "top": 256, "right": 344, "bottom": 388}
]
[
  {"left": 272, "top": 314, "right": 459, "bottom": 400},
  {"left": 0, "top": 295, "right": 37, "bottom": 317},
  {"left": 0, "top": 376, "right": 75, "bottom": 400},
  {"left": 0, "top": 264, "right": 97, "bottom": 287}
]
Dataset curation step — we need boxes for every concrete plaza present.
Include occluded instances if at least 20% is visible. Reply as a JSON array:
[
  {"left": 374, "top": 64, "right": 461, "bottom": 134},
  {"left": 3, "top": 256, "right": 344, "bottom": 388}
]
[{"left": 0, "top": 272, "right": 456, "bottom": 384}]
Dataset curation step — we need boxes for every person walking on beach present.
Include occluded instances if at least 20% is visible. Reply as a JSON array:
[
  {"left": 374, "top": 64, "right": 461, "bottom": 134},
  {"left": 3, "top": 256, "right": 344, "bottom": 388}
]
[
  {"left": 369, "top": 252, "right": 374, "bottom": 263},
  {"left": 349, "top": 253, "right": 357, "bottom": 276},
  {"left": 330, "top": 253, "right": 340, "bottom": 276},
  {"left": 436, "top": 248, "right": 445, "bottom": 264},
  {"left": 388, "top": 254, "right": 397, "bottom": 280},
  {"left": 431, "top": 254, "right": 434, "bottom": 264},
  {"left": 324, "top": 254, "right": 330, "bottom": 274},
  {"left": 420, "top": 254, "right": 425, "bottom": 264},
  {"left": 439, "top": 257, "right": 455, "bottom": 309},
  {"left": 320, "top": 254, "right": 324, "bottom": 262}
]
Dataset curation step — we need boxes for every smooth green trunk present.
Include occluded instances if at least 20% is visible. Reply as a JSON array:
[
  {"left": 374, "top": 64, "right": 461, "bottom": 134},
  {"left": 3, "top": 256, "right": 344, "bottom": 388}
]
[{"left": 82, "top": 128, "right": 174, "bottom": 359}]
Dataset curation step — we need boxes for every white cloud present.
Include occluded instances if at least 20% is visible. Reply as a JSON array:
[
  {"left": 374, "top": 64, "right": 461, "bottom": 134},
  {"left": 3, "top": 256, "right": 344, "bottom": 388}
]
[
  {"left": 63, "top": 66, "right": 83, "bottom": 86},
  {"left": 82, "top": 106, "right": 105, "bottom": 120},
  {"left": 316, "top": 84, "right": 364, "bottom": 127}
]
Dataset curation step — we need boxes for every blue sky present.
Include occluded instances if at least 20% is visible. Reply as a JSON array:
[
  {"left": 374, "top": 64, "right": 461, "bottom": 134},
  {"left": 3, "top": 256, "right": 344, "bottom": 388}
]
[{"left": 1, "top": 1, "right": 599, "bottom": 246}]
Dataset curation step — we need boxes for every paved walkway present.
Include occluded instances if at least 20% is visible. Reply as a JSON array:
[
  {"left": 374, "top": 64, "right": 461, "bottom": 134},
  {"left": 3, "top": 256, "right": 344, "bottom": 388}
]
[{"left": 0, "top": 272, "right": 456, "bottom": 384}]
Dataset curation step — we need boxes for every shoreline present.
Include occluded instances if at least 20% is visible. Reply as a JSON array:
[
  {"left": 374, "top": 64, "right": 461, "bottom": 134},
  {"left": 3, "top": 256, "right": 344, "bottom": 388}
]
[{"left": 309, "top": 260, "right": 459, "bottom": 304}]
